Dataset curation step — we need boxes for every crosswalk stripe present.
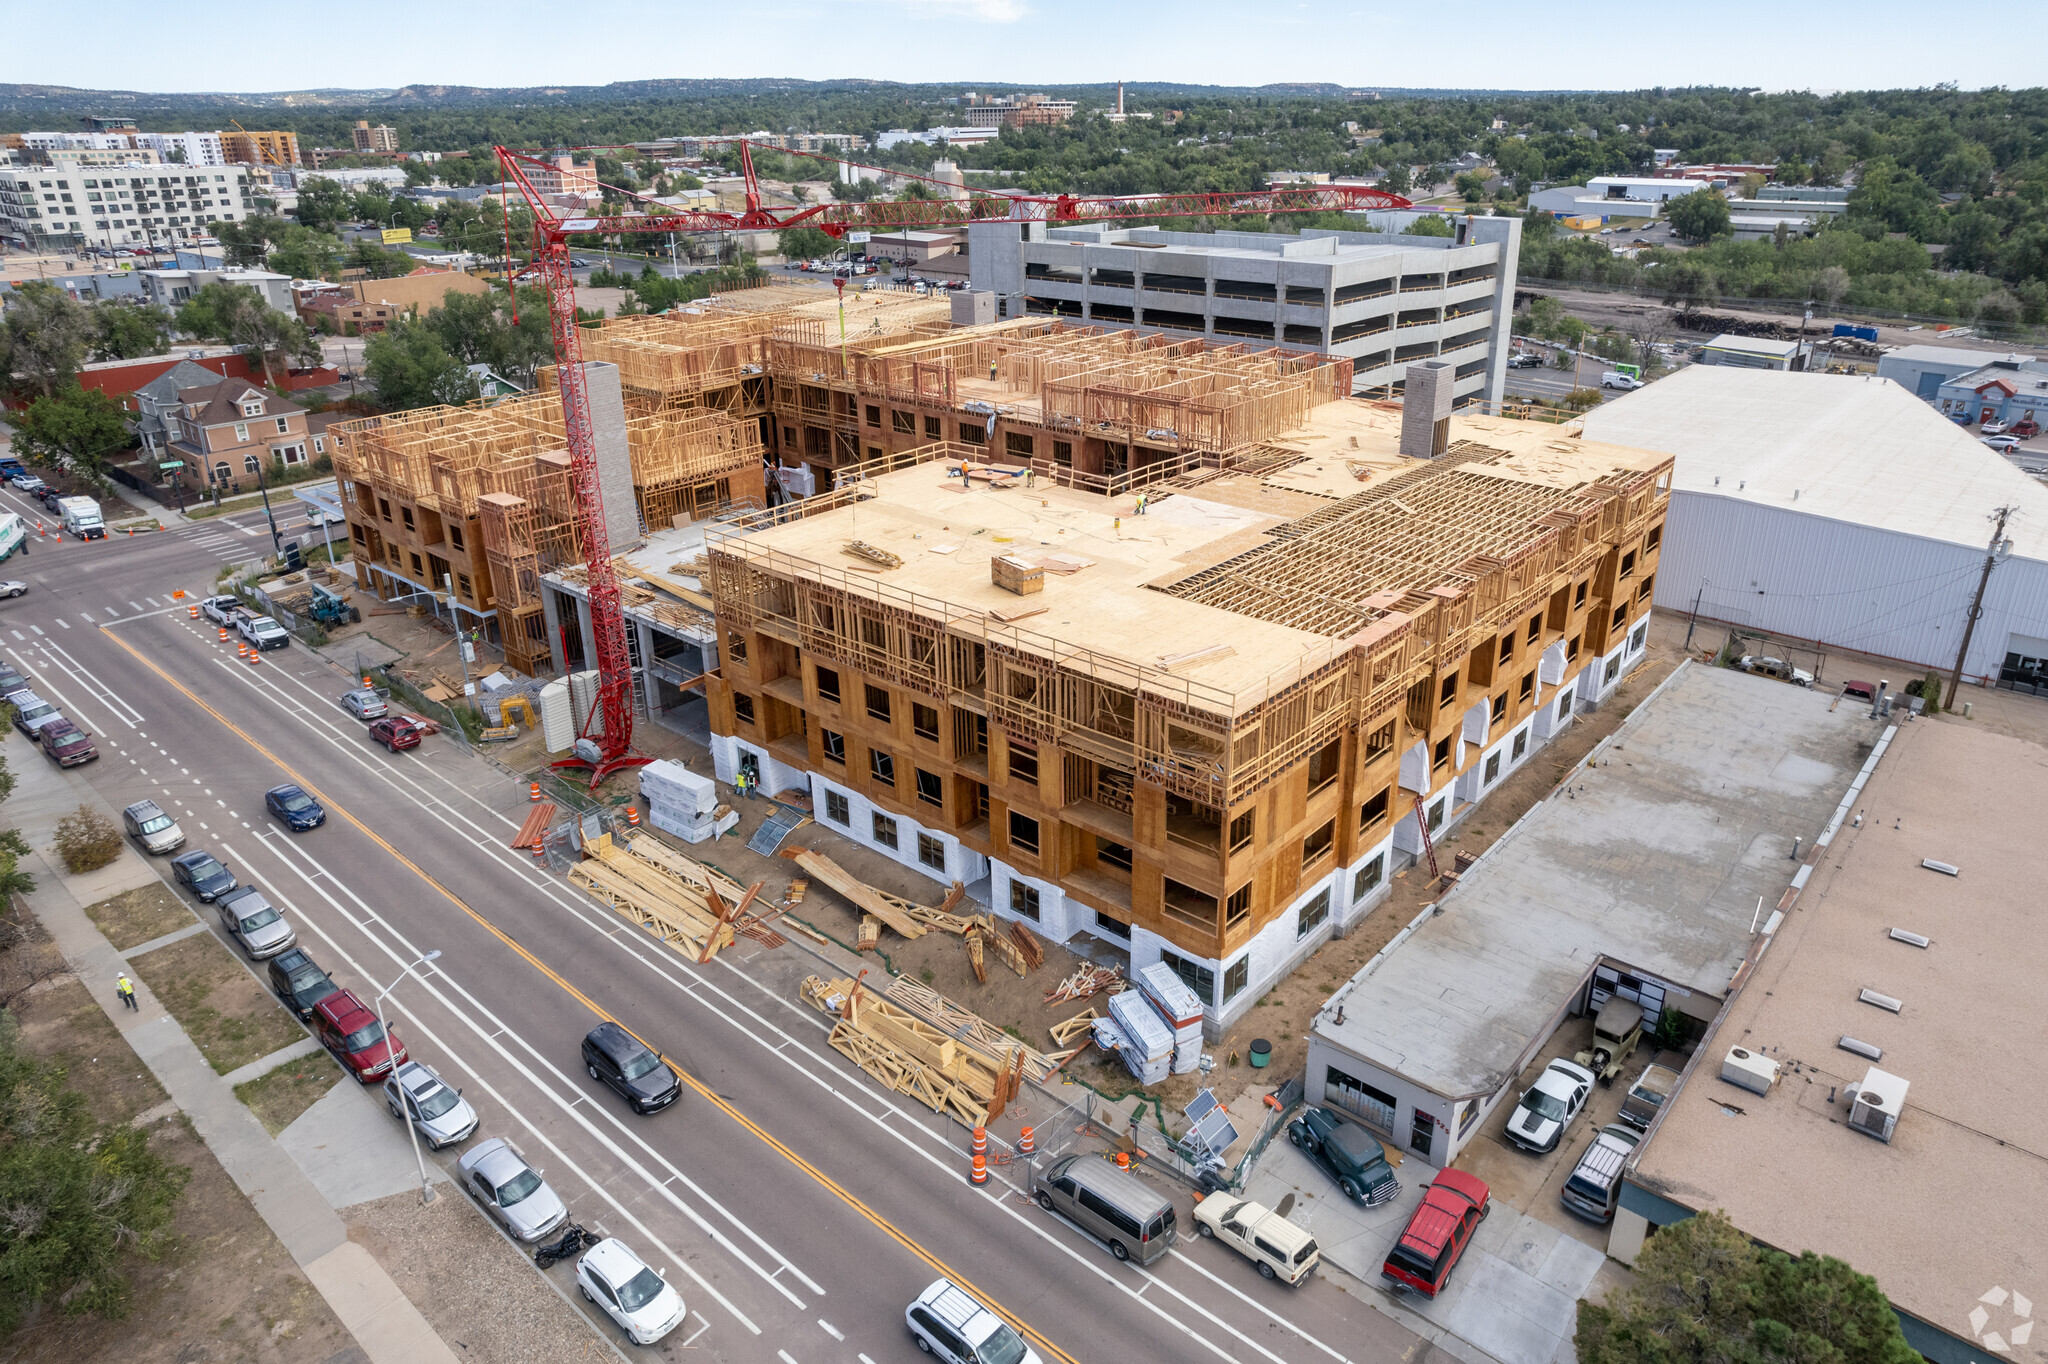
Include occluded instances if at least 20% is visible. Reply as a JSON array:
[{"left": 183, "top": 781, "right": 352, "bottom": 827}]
[{"left": 53, "top": 619, "right": 68, "bottom": 629}]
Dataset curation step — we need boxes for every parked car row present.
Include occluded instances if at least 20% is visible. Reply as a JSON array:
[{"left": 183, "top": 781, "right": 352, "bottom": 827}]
[{"left": 1, "top": 663, "right": 98, "bottom": 767}]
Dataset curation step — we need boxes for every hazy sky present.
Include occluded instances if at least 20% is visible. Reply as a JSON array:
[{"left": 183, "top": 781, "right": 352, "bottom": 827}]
[{"left": 4, "top": 0, "right": 2020, "bottom": 94}]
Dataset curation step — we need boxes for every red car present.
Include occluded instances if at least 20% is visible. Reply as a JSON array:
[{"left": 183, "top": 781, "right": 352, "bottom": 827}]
[
  {"left": 1382, "top": 1169, "right": 1489, "bottom": 1298},
  {"left": 368, "top": 716, "right": 423, "bottom": 752},
  {"left": 312, "top": 988, "right": 407, "bottom": 1082}
]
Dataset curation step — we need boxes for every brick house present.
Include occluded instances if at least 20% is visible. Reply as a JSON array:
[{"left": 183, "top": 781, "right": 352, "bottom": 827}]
[
  {"left": 300, "top": 292, "right": 396, "bottom": 335},
  {"left": 165, "top": 378, "right": 319, "bottom": 488}
]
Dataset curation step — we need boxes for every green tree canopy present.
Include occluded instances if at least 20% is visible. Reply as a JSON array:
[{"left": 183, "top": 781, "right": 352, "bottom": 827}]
[
  {"left": 364, "top": 318, "right": 479, "bottom": 411},
  {"left": 90, "top": 302, "right": 176, "bottom": 362},
  {"left": 776, "top": 226, "right": 840, "bottom": 260},
  {"left": 0, "top": 1012, "right": 188, "bottom": 1333},
  {"left": 11, "top": 385, "right": 133, "bottom": 490},
  {"left": 423, "top": 286, "right": 555, "bottom": 383},
  {"left": 292, "top": 177, "right": 356, "bottom": 232},
  {"left": 1403, "top": 214, "right": 1455, "bottom": 238},
  {"left": 2, "top": 283, "right": 93, "bottom": 399},
  {"left": 1666, "top": 187, "right": 1734, "bottom": 243},
  {"left": 1578, "top": 1210, "right": 1918, "bottom": 1364},
  {"left": 175, "top": 283, "right": 320, "bottom": 385}
]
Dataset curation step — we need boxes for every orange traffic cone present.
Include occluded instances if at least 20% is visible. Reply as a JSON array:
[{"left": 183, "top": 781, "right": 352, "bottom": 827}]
[
  {"left": 218, "top": 627, "right": 228, "bottom": 641},
  {"left": 627, "top": 806, "right": 641, "bottom": 827},
  {"left": 529, "top": 783, "right": 542, "bottom": 802}
]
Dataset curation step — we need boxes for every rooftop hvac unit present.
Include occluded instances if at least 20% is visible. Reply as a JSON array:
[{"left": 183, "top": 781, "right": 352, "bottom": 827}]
[
  {"left": 1845, "top": 1066, "right": 1909, "bottom": 1143},
  {"left": 1721, "top": 1046, "right": 1781, "bottom": 1096}
]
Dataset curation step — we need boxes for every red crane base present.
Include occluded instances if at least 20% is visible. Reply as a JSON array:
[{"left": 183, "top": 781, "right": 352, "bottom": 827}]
[{"left": 551, "top": 749, "right": 654, "bottom": 789}]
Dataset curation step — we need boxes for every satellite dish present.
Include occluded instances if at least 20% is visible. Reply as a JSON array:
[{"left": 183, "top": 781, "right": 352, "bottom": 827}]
[{"left": 1275, "top": 1193, "right": 1295, "bottom": 1220}]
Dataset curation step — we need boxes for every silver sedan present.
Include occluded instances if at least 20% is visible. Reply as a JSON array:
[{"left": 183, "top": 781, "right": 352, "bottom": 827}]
[
  {"left": 383, "top": 1061, "right": 478, "bottom": 1149},
  {"left": 458, "top": 1137, "right": 569, "bottom": 1242},
  {"left": 340, "top": 688, "right": 388, "bottom": 720}
]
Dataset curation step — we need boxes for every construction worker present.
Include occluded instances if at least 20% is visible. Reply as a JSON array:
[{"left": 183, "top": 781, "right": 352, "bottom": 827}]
[
  {"left": 989, "top": 360, "right": 998, "bottom": 382},
  {"left": 116, "top": 974, "right": 138, "bottom": 1011},
  {"left": 1136, "top": 492, "right": 1148, "bottom": 516}
]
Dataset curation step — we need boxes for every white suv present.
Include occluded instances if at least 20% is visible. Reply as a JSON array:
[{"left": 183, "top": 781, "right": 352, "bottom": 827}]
[
  {"left": 576, "top": 1238, "right": 685, "bottom": 1345},
  {"left": 906, "top": 1278, "right": 1039, "bottom": 1364}
]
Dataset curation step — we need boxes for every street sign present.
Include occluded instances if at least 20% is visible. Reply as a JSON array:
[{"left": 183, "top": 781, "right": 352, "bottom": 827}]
[
  {"left": 159, "top": 460, "right": 185, "bottom": 470},
  {"left": 847, "top": 231, "right": 872, "bottom": 244},
  {"left": 381, "top": 227, "right": 413, "bottom": 245}
]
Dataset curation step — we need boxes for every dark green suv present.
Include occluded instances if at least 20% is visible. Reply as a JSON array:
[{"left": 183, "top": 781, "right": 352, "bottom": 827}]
[
  {"left": 1289, "top": 1106, "right": 1400, "bottom": 1207},
  {"left": 268, "top": 948, "right": 340, "bottom": 1021}
]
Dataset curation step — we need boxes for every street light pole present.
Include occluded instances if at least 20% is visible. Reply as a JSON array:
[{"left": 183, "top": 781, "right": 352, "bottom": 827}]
[
  {"left": 250, "top": 454, "right": 282, "bottom": 553},
  {"left": 374, "top": 948, "right": 442, "bottom": 1205}
]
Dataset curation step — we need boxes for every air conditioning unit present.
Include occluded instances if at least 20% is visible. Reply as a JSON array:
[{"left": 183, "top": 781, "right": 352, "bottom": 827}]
[
  {"left": 1846, "top": 1066, "right": 1909, "bottom": 1143},
  {"left": 1721, "top": 1046, "right": 1781, "bottom": 1096}
]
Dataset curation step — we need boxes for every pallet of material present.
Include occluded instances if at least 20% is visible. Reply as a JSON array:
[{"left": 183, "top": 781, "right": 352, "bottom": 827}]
[
  {"left": 884, "top": 976, "right": 1074, "bottom": 1084},
  {"left": 778, "top": 847, "right": 929, "bottom": 940},
  {"left": 1048, "top": 1009, "right": 1101, "bottom": 1047}
]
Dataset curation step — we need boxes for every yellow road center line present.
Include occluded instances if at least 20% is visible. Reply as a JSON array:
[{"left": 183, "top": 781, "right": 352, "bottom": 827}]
[{"left": 103, "top": 623, "right": 1076, "bottom": 1364}]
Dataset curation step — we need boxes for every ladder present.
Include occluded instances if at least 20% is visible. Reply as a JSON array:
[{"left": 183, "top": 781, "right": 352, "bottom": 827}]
[{"left": 1414, "top": 790, "right": 1443, "bottom": 883}]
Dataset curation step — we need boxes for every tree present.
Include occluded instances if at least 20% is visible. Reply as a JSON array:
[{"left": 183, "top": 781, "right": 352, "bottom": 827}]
[
  {"left": 1666, "top": 187, "right": 1734, "bottom": 243},
  {"left": 176, "top": 283, "right": 320, "bottom": 386},
  {"left": 0, "top": 1012, "right": 189, "bottom": 1333},
  {"left": 1657, "top": 257, "right": 1723, "bottom": 309},
  {"left": 776, "top": 226, "right": 839, "bottom": 261},
  {"left": 364, "top": 319, "right": 480, "bottom": 411},
  {"left": 1814, "top": 265, "right": 1850, "bottom": 307},
  {"left": 1381, "top": 163, "right": 1412, "bottom": 197},
  {"left": 1455, "top": 171, "right": 1487, "bottom": 203},
  {"left": 1578, "top": 1210, "right": 1916, "bottom": 1364},
  {"left": 10, "top": 385, "right": 131, "bottom": 489},
  {"left": 293, "top": 177, "right": 355, "bottom": 232},
  {"left": 1, "top": 283, "right": 93, "bottom": 398},
  {"left": 1403, "top": 214, "right": 1454, "bottom": 238},
  {"left": 89, "top": 302, "right": 175, "bottom": 362}
]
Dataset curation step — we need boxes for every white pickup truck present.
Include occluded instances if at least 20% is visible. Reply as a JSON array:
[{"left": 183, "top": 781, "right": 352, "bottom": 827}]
[
  {"left": 237, "top": 613, "right": 290, "bottom": 651},
  {"left": 201, "top": 594, "right": 243, "bottom": 626},
  {"left": 1192, "top": 1192, "right": 1321, "bottom": 1285}
]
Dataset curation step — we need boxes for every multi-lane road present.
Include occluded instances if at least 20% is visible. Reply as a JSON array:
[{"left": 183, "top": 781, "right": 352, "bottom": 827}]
[{"left": 0, "top": 505, "right": 1446, "bottom": 1364}]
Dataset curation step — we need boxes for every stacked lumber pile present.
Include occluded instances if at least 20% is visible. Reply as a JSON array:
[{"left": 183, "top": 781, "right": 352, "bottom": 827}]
[
  {"left": 885, "top": 977, "right": 1079, "bottom": 1083},
  {"left": 801, "top": 975, "right": 1023, "bottom": 1125},
  {"left": 779, "top": 847, "right": 1039, "bottom": 983},
  {"left": 568, "top": 832, "right": 759, "bottom": 964}
]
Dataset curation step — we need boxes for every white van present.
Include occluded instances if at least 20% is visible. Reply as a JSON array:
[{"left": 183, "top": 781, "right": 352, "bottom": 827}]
[{"left": 59, "top": 495, "right": 104, "bottom": 540}]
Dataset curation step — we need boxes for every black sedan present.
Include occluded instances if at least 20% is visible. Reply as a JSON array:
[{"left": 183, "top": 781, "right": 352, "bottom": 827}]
[
  {"left": 171, "top": 849, "right": 237, "bottom": 901},
  {"left": 265, "top": 783, "right": 326, "bottom": 831},
  {"left": 581, "top": 1022, "right": 681, "bottom": 1115}
]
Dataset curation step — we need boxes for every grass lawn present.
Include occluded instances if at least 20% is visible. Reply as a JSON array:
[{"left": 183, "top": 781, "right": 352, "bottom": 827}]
[
  {"left": 234, "top": 1049, "right": 344, "bottom": 1135},
  {"left": 127, "top": 931, "right": 306, "bottom": 1075},
  {"left": 81, "top": 883, "right": 200, "bottom": 953}
]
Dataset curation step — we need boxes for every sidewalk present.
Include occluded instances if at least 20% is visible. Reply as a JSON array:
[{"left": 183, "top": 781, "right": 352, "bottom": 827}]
[{"left": 8, "top": 740, "right": 461, "bottom": 1364}]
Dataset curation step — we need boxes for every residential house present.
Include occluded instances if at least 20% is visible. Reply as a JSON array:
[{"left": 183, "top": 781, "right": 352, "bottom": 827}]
[
  {"left": 299, "top": 292, "right": 396, "bottom": 335},
  {"left": 166, "top": 378, "right": 319, "bottom": 489},
  {"left": 128, "top": 358, "right": 256, "bottom": 459}
]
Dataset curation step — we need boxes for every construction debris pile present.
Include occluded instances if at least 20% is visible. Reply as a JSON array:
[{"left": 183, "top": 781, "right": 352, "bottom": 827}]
[{"left": 565, "top": 829, "right": 758, "bottom": 964}]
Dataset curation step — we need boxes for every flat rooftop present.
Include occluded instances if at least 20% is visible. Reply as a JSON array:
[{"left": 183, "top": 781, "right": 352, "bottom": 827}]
[
  {"left": 1633, "top": 717, "right": 2048, "bottom": 1345},
  {"left": 1314, "top": 664, "right": 1883, "bottom": 1099},
  {"left": 1038, "top": 225, "right": 1482, "bottom": 267},
  {"left": 1581, "top": 366, "right": 2048, "bottom": 560},
  {"left": 724, "top": 404, "right": 1669, "bottom": 706}
]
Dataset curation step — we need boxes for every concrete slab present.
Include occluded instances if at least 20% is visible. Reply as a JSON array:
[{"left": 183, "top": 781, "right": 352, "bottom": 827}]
[
  {"left": 305, "top": 1242, "right": 460, "bottom": 1364},
  {"left": 280, "top": 1074, "right": 452, "bottom": 1208},
  {"left": 222, "top": 1036, "right": 325, "bottom": 1087}
]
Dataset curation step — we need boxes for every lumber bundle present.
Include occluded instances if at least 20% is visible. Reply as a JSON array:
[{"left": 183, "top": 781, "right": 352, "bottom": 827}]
[
  {"left": 626, "top": 831, "right": 750, "bottom": 903},
  {"left": 1009, "top": 922, "right": 1045, "bottom": 971},
  {"left": 801, "top": 975, "right": 1014, "bottom": 1125},
  {"left": 1044, "top": 962, "right": 1125, "bottom": 1005},
  {"left": 566, "top": 832, "right": 750, "bottom": 964},
  {"left": 885, "top": 976, "right": 1077, "bottom": 1083},
  {"left": 778, "top": 848, "right": 929, "bottom": 939},
  {"left": 511, "top": 803, "right": 555, "bottom": 851}
]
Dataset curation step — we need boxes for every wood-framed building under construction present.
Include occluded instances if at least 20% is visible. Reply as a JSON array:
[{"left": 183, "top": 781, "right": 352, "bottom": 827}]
[{"left": 701, "top": 400, "right": 1672, "bottom": 1035}]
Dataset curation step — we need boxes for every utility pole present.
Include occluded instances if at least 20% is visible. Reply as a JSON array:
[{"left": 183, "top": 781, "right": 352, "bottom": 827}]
[
  {"left": 1946, "top": 505, "right": 2015, "bottom": 710},
  {"left": 1684, "top": 580, "right": 1709, "bottom": 653}
]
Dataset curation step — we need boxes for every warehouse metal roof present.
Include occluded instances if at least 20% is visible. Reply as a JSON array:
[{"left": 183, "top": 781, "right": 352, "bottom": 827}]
[{"left": 1581, "top": 366, "right": 2048, "bottom": 560}]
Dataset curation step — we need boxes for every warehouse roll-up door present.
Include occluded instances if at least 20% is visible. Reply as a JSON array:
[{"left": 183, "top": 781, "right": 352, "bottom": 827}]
[{"left": 1591, "top": 965, "right": 1666, "bottom": 1031}]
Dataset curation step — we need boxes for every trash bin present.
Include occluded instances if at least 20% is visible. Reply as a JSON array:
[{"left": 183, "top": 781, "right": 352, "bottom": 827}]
[{"left": 1249, "top": 1039, "right": 1272, "bottom": 1068}]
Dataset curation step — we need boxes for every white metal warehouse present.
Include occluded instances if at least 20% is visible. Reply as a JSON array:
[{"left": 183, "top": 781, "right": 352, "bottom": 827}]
[{"left": 1582, "top": 367, "right": 2048, "bottom": 693}]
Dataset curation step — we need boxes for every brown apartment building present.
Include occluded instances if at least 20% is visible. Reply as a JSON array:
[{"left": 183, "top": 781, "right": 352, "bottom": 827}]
[
  {"left": 165, "top": 378, "right": 322, "bottom": 486},
  {"left": 698, "top": 376, "right": 1669, "bottom": 1033}
]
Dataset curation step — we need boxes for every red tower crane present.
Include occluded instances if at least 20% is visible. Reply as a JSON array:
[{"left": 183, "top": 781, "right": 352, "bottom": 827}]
[{"left": 493, "top": 142, "right": 1414, "bottom": 786}]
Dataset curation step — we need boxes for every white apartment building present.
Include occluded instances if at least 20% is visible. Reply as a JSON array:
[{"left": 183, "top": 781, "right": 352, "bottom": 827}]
[
  {"left": 0, "top": 161, "right": 257, "bottom": 250},
  {"left": 134, "top": 131, "right": 226, "bottom": 166}
]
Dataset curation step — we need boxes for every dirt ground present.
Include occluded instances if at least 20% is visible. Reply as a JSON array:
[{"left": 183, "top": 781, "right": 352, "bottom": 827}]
[
  {"left": 0, "top": 917, "right": 355, "bottom": 1364},
  {"left": 235, "top": 1050, "right": 345, "bottom": 1136},
  {"left": 81, "top": 882, "right": 201, "bottom": 952},
  {"left": 127, "top": 931, "right": 307, "bottom": 1075},
  {"left": 343, "top": 1189, "right": 610, "bottom": 1364}
]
